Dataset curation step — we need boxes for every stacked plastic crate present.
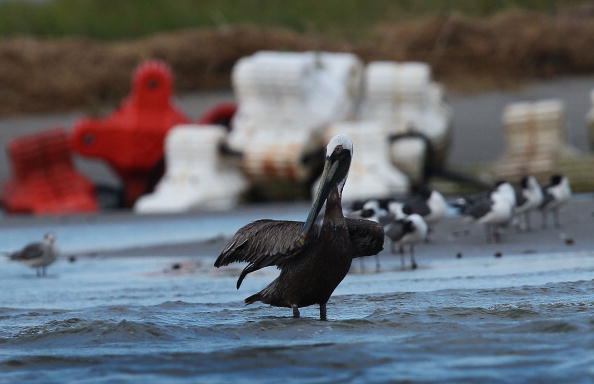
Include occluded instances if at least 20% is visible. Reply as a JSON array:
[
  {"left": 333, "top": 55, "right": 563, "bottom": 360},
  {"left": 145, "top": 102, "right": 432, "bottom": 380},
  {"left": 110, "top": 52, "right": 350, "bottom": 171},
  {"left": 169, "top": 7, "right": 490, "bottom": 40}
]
[
  {"left": 229, "top": 51, "right": 363, "bottom": 183},
  {"left": 134, "top": 125, "right": 247, "bottom": 213},
  {"left": 2, "top": 129, "right": 97, "bottom": 214}
]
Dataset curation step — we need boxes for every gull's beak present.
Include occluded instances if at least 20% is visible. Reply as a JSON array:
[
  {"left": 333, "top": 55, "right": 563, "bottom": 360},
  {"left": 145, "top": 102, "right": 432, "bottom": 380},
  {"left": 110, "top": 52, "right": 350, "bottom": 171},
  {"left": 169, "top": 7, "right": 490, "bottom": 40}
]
[{"left": 300, "top": 151, "right": 350, "bottom": 241}]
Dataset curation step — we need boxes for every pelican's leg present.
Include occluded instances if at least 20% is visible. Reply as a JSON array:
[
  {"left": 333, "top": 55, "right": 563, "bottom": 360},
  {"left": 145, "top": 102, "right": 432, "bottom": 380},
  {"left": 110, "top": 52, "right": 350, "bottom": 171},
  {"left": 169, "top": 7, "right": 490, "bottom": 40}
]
[
  {"left": 399, "top": 246, "right": 405, "bottom": 270},
  {"left": 390, "top": 241, "right": 396, "bottom": 254},
  {"left": 291, "top": 304, "right": 300, "bottom": 319},
  {"left": 410, "top": 244, "right": 418, "bottom": 270},
  {"left": 375, "top": 254, "right": 381, "bottom": 273},
  {"left": 525, "top": 212, "right": 532, "bottom": 232},
  {"left": 319, "top": 303, "right": 327, "bottom": 321},
  {"left": 553, "top": 208, "right": 561, "bottom": 228}
]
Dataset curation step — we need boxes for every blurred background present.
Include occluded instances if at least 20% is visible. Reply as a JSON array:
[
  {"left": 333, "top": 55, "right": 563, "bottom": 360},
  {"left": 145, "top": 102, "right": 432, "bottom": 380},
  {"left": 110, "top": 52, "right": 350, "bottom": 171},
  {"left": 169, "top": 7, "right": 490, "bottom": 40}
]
[
  {"left": 1, "top": 0, "right": 594, "bottom": 215},
  {"left": 2, "top": 4, "right": 594, "bottom": 382}
]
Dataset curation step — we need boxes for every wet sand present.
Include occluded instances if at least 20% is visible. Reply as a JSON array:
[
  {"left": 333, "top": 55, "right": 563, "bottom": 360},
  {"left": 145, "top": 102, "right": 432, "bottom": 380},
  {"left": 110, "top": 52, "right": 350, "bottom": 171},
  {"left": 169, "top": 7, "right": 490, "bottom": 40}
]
[{"left": 1, "top": 197, "right": 593, "bottom": 263}]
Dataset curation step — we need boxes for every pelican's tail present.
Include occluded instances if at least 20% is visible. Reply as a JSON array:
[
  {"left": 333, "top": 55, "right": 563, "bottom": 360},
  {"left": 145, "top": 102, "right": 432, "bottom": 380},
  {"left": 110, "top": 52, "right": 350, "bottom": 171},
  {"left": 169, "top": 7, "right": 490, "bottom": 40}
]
[{"left": 244, "top": 293, "right": 262, "bottom": 305}]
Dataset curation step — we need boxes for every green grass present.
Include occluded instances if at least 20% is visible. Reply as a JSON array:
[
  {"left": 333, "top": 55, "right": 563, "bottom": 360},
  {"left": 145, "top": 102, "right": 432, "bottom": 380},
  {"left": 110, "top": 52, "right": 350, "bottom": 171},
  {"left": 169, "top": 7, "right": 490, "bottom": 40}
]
[{"left": 0, "top": 0, "right": 588, "bottom": 40}]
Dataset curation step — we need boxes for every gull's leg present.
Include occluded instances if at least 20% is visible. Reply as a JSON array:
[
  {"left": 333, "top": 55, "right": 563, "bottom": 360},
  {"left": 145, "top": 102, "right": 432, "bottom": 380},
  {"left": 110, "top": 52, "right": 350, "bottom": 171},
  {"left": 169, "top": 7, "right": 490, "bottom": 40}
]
[
  {"left": 525, "top": 212, "right": 532, "bottom": 232},
  {"left": 410, "top": 244, "right": 418, "bottom": 270},
  {"left": 399, "top": 246, "right": 405, "bottom": 270},
  {"left": 553, "top": 208, "right": 561, "bottom": 228},
  {"left": 494, "top": 226, "right": 501, "bottom": 243},
  {"left": 514, "top": 214, "right": 522, "bottom": 233},
  {"left": 485, "top": 224, "right": 492, "bottom": 243},
  {"left": 425, "top": 226, "right": 432, "bottom": 243},
  {"left": 319, "top": 303, "right": 327, "bottom": 321},
  {"left": 292, "top": 304, "right": 300, "bottom": 319}
]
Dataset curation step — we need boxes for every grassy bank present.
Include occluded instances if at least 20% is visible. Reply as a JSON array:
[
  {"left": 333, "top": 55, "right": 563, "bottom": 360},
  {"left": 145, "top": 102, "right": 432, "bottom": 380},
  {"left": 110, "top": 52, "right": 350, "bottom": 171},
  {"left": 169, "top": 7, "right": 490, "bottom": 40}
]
[
  {"left": 1, "top": 2, "right": 594, "bottom": 116},
  {"left": 0, "top": 0, "right": 589, "bottom": 40}
]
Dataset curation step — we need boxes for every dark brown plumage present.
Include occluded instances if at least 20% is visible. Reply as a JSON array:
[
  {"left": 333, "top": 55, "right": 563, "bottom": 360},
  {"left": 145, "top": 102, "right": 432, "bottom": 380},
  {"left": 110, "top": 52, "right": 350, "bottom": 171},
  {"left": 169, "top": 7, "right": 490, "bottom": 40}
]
[{"left": 214, "top": 134, "right": 384, "bottom": 320}]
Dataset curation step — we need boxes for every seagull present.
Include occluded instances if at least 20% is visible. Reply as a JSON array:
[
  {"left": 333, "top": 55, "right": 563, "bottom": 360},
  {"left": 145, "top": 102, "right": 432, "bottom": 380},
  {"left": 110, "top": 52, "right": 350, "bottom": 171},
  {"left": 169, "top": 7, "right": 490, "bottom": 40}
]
[
  {"left": 514, "top": 176, "right": 544, "bottom": 231},
  {"left": 4, "top": 233, "right": 59, "bottom": 277},
  {"left": 540, "top": 174, "right": 572, "bottom": 228},
  {"left": 399, "top": 188, "right": 448, "bottom": 241},
  {"left": 458, "top": 182, "right": 515, "bottom": 243},
  {"left": 353, "top": 200, "right": 392, "bottom": 272},
  {"left": 384, "top": 214, "right": 427, "bottom": 270}
]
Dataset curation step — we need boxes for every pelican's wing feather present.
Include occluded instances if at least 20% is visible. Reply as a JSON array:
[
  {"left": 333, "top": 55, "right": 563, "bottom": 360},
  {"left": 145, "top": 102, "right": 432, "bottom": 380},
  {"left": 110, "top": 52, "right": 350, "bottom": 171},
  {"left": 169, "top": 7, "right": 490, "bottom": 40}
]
[
  {"left": 214, "top": 220, "right": 309, "bottom": 288},
  {"left": 346, "top": 218, "right": 384, "bottom": 258}
]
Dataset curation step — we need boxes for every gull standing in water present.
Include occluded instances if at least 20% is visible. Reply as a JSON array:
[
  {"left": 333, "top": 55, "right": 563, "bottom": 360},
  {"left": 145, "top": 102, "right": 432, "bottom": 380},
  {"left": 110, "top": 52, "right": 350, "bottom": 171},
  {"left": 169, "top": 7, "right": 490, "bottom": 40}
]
[
  {"left": 514, "top": 176, "right": 544, "bottom": 231},
  {"left": 540, "top": 174, "right": 572, "bottom": 228},
  {"left": 214, "top": 135, "right": 384, "bottom": 320},
  {"left": 384, "top": 214, "right": 427, "bottom": 270},
  {"left": 353, "top": 200, "right": 391, "bottom": 272},
  {"left": 458, "top": 182, "right": 515, "bottom": 243},
  {"left": 5, "top": 233, "right": 59, "bottom": 277}
]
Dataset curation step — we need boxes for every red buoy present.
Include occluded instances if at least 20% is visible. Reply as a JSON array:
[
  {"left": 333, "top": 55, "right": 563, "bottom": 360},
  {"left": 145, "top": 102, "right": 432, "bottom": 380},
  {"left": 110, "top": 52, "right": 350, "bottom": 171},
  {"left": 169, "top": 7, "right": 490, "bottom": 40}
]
[{"left": 71, "top": 60, "right": 190, "bottom": 206}]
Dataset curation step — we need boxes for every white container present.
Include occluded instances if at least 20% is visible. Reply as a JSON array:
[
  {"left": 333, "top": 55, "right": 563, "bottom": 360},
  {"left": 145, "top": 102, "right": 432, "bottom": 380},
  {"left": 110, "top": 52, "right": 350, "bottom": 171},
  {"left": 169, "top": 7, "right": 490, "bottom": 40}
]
[
  {"left": 229, "top": 51, "right": 363, "bottom": 181},
  {"left": 135, "top": 125, "right": 247, "bottom": 213},
  {"left": 361, "top": 61, "right": 452, "bottom": 180},
  {"left": 320, "top": 121, "right": 409, "bottom": 201}
]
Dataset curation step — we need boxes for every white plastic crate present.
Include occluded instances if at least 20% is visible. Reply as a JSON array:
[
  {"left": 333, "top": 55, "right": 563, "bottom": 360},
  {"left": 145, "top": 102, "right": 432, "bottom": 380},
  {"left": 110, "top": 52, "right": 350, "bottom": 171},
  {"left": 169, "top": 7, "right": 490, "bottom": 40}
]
[
  {"left": 229, "top": 51, "right": 363, "bottom": 181},
  {"left": 495, "top": 99, "right": 570, "bottom": 176},
  {"left": 321, "top": 121, "right": 409, "bottom": 201},
  {"left": 360, "top": 61, "right": 452, "bottom": 180},
  {"left": 134, "top": 125, "right": 247, "bottom": 213}
]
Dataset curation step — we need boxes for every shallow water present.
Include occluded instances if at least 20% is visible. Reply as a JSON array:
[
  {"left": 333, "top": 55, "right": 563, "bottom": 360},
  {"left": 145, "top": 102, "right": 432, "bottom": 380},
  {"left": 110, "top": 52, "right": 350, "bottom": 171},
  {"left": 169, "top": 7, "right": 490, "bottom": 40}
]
[{"left": 1, "top": 249, "right": 593, "bottom": 383}]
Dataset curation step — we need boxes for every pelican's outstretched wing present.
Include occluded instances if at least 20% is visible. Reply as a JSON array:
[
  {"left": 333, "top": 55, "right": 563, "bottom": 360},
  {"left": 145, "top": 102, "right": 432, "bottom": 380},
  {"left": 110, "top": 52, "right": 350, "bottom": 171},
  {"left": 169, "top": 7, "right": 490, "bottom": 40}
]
[
  {"left": 214, "top": 220, "right": 310, "bottom": 288},
  {"left": 345, "top": 218, "right": 384, "bottom": 258}
]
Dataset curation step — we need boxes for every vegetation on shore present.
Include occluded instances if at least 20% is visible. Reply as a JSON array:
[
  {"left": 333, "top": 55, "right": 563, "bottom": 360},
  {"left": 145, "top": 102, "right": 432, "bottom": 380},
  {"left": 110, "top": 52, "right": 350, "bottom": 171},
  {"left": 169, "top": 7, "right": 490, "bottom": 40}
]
[
  {"left": 0, "top": 0, "right": 594, "bottom": 116},
  {"left": 0, "top": 0, "right": 588, "bottom": 40}
]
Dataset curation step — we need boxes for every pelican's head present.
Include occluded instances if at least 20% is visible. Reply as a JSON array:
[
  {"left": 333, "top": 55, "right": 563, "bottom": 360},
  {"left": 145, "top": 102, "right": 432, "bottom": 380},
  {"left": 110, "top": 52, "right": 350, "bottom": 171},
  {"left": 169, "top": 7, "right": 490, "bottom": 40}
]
[{"left": 301, "top": 134, "right": 353, "bottom": 239}]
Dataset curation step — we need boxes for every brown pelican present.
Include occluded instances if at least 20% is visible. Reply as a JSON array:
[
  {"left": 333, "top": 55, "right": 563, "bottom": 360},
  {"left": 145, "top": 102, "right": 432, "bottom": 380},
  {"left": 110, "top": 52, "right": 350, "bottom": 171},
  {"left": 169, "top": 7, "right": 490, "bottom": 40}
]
[
  {"left": 5, "top": 233, "right": 58, "bottom": 277},
  {"left": 214, "top": 135, "right": 384, "bottom": 320}
]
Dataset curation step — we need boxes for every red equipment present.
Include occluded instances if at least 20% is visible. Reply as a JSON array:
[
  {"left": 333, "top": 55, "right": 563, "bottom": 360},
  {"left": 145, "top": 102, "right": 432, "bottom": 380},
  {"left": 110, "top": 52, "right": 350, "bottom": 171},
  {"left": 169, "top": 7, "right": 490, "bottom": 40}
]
[
  {"left": 198, "top": 102, "right": 237, "bottom": 130},
  {"left": 71, "top": 60, "right": 190, "bottom": 206},
  {"left": 2, "top": 128, "right": 97, "bottom": 214}
]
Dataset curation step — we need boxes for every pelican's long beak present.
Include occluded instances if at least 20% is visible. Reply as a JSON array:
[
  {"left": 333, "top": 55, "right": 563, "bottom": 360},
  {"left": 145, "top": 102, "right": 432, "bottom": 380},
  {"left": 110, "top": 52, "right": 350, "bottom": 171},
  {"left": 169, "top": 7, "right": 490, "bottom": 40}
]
[{"left": 300, "top": 151, "right": 350, "bottom": 241}]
